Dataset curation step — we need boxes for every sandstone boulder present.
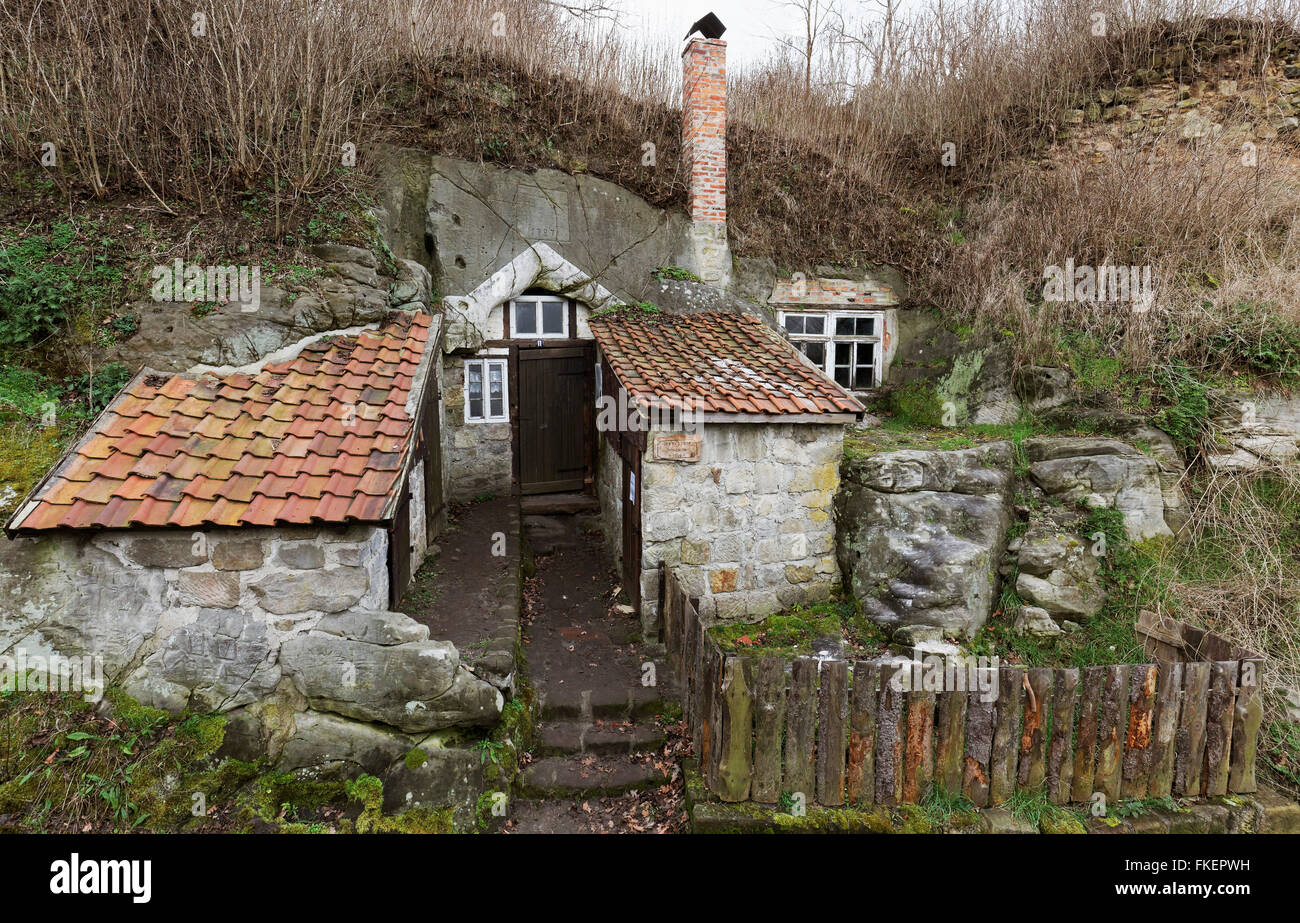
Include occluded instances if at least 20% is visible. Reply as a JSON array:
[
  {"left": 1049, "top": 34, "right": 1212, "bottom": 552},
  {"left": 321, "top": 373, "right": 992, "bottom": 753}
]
[
  {"left": 1013, "top": 605, "right": 1065, "bottom": 638},
  {"left": 837, "top": 441, "right": 1015, "bottom": 638},
  {"left": 1011, "top": 513, "right": 1105, "bottom": 620},
  {"left": 279, "top": 611, "right": 502, "bottom": 732},
  {"left": 1024, "top": 437, "right": 1173, "bottom": 541},
  {"left": 277, "top": 710, "right": 413, "bottom": 778},
  {"left": 123, "top": 608, "right": 282, "bottom": 713}
]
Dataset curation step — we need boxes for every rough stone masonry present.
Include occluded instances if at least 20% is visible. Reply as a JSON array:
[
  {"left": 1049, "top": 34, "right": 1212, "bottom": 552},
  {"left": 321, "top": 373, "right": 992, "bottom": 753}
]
[{"left": 638, "top": 423, "right": 843, "bottom": 623}]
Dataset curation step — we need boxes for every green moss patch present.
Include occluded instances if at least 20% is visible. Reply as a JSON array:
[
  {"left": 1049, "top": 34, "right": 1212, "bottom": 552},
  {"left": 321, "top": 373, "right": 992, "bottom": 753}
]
[{"left": 709, "top": 597, "right": 887, "bottom": 660}]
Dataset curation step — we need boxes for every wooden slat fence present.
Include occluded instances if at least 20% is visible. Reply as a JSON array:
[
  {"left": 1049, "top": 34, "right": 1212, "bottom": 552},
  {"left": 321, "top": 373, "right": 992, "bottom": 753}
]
[{"left": 662, "top": 566, "right": 1265, "bottom": 807}]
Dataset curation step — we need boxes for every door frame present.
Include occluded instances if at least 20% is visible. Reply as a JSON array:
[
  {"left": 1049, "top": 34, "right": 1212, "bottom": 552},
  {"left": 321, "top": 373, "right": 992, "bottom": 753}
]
[
  {"left": 508, "top": 341, "right": 596, "bottom": 496},
  {"left": 620, "top": 442, "right": 642, "bottom": 614}
]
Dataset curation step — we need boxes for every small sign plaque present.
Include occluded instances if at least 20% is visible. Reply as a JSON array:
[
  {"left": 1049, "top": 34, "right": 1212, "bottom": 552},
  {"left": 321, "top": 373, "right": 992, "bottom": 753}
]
[{"left": 654, "top": 432, "right": 701, "bottom": 462}]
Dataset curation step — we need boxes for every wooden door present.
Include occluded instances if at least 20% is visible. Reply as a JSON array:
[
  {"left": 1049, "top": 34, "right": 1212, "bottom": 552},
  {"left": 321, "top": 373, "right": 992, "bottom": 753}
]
[
  {"left": 621, "top": 449, "right": 642, "bottom": 613},
  {"left": 517, "top": 346, "right": 590, "bottom": 494}
]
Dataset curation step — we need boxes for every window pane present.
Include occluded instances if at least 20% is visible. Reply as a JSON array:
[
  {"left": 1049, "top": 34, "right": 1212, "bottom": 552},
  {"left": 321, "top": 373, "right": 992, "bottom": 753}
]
[
  {"left": 833, "top": 342, "right": 853, "bottom": 386},
  {"left": 541, "top": 300, "right": 565, "bottom": 335},
  {"left": 467, "top": 363, "right": 484, "bottom": 419},
  {"left": 802, "top": 341, "right": 825, "bottom": 365},
  {"left": 488, "top": 364, "right": 504, "bottom": 418},
  {"left": 835, "top": 316, "right": 856, "bottom": 337},
  {"left": 514, "top": 302, "right": 537, "bottom": 334},
  {"left": 853, "top": 361, "right": 874, "bottom": 389},
  {"left": 804, "top": 315, "right": 825, "bottom": 335},
  {"left": 783, "top": 315, "right": 804, "bottom": 335}
]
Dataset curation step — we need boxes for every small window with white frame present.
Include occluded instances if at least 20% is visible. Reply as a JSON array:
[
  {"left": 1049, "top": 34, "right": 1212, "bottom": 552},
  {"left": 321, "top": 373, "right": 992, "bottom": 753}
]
[
  {"left": 779, "top": 309, "right": 883, "bottom": 390},
  {"left": 464, "top": 357, "right": 508, "bottom": 423},
  {"left": 510, "top": 295, "right": 569, "bottom": 339}
]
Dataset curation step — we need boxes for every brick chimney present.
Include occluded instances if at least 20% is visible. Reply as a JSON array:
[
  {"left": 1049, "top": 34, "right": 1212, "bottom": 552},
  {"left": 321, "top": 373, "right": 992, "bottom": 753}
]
[{"left": 680, "top": 36, "right": 732, "bottom": 287}]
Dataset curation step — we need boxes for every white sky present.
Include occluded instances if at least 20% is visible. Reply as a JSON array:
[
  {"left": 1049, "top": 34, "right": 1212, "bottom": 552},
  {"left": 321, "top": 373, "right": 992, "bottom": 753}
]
[{"left": 616, "top": 0, "right": 814, "bottom": 68}]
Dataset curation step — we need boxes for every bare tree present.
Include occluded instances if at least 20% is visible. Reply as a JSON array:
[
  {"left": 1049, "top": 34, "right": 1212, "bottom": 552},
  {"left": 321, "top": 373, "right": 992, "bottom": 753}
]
[
  {"left": 834, "top": 0, "right": 903, "bottom": 83},
  {"left": 772, "top": 0, "right": 841, "bottom": 96}
]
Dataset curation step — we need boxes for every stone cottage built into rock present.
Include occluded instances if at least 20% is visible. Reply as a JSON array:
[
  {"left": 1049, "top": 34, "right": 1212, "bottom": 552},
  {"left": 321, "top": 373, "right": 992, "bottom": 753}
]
[
  {"left": 589, "top": 312, "right": 863, "bottom": 626},
  {"left": 2, "top": 312, "right": 464, "bottom": 716}
]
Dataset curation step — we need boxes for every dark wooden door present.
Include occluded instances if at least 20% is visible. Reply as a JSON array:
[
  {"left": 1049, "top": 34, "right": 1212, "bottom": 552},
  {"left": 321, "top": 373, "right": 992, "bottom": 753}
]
[
  {"left": 518, "top": 346, "right": 590, "bottom": 494},
  {"left": 621, "top": 450, "right": 642, "bottom": 613}
]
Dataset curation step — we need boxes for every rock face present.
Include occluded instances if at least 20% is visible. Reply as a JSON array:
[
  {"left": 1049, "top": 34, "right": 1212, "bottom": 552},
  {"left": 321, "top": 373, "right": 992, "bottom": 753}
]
[
  {"left": 108, "top": 242, "right": 404, "bottom": 373},
  {"left": 1010, "top": 514, "right": 1105, "bottom": 620},
  {"left": 0, "top": 525, "right": 501, "bottom": 771},
  {"left": 1014, "top": 366, "right": 1073, "bottom": 413},
  {"left": 1014, "top": 605, "right": 1065, "bottom": 637},
  {"left": 837, "top": 441, "right": 1016, "bottom": 638},
  {"left": 280, "top": 610, "right": 502, "bottom": 733},
  {"left": 1023, "top": 437, "right": 1175, "bottom": 541},
  {"left": 124, "top": 609, "right": 281, "bottom": 713},
  {"left": 1206, "top": 391, "right": 1300, "bottom": 471},
  {"left": 422, "top": 155, "right": 690, "bottom": 304}
]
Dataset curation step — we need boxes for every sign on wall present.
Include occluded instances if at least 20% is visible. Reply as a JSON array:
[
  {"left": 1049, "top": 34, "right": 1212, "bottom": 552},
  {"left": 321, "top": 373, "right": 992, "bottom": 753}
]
[{"left": 653, "top": 433, "right": 701, "bottom": 462}]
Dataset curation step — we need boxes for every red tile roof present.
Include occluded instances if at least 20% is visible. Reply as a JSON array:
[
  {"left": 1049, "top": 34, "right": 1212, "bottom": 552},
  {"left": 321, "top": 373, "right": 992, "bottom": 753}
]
[
  {"left": 589, "top": 312, "right": 864, "bottom": 416},
  {"left": 7, "top": 312, "right": 435, "bottom": 534}
]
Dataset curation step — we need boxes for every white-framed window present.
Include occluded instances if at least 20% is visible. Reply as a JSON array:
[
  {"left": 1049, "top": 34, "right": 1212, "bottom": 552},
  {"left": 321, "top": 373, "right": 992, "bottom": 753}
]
[
  {"left": 779, "top": 310, "right": 883, "bottom": 390},
  {"left": 510, "top": 295, "right": 569, "bottom": 339},
  {"left": 464, "top": 357, "right": 508, "bottom": 423}
]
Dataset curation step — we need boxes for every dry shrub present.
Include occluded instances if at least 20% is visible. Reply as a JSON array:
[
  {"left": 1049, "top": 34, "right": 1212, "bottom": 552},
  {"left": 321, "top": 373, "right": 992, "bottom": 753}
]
[
  {"left": 935, "top": 123, "right": 1300, "bottom": 369},
  {"left": 0, "top": 0, "right": 401, "bottom": 206},
  {"left": 1164, "top": 463, "right": 1300, "bottom": 730}
]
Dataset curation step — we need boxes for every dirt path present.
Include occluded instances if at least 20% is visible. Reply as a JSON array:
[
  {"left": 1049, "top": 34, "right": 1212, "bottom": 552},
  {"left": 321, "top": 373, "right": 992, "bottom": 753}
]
[{"left": 505, "top": 511, "right": 688, "bottom": 834}]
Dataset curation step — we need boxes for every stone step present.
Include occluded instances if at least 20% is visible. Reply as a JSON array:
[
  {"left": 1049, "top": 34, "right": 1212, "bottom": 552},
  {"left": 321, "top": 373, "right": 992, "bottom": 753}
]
[
  {"left": 520, "top": 493, "right": 601, "bottom": 515},
  {"left": 502, "top": 797, "right": 631, "bottom": 834},
  {"left": 537, "top": 684, "right": 665, "bottom": 722},
  {"left": 536, "top": 719, "right": 666, "bottom": 757},
  {"left": 520, "top": 755, "right": 670, "bottom": 798}
]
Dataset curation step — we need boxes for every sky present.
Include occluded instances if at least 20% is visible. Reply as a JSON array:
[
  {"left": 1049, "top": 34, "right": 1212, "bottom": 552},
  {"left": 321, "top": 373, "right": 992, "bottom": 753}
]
[{"left": 616, "top": 0, "right": 815, "bottom": 68}]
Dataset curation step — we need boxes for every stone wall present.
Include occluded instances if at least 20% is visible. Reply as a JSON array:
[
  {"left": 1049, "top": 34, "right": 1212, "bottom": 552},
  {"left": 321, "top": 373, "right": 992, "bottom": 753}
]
[
  {"left": 0, "top": 522, "right": 502, "bottom": 769},
  {"left": 442, "top": 353, "right": 513, "bottom": 501},
  {"left": 1, "top": 525, "right": 382, "bottom": 705},
  {"left": 639, "top": 423, "right": 843, "bottom": 623}
]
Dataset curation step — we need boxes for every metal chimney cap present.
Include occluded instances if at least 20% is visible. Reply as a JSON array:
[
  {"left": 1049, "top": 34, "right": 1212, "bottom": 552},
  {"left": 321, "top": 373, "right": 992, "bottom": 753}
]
[{"left": 684, "top": 12, "right": 726, "bottom": 40}]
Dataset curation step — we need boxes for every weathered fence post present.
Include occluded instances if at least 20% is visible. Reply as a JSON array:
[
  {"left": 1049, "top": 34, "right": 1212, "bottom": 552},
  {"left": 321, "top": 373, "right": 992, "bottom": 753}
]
[
  {"left": 784, "top": 657, "right": 818, "bottom": 806},
  {"left": 1175, "top": 662, "right": 1210, "bottom": 797},
  {"left": 1018, "top": 667, "right": 1052, "bottom": 791},
  {"left": 817, "top": 660, "right": 849, "bottom": 805},
  {"left": 1202, "top": 660, "right": 1238, "bottom": 797},
  {"left": 715, "top": 656, "right": 753, "bottom": 802},
  {"left": 1121, "top": 663, "right": 1158, "bottom": 799},
  {"left": 875, "top": 661, "right": 907, "bottom": 805},
  {"left": 846, "top": 661, "right": 878, "bottom": 805},
  {"left": 1095, "top": 665, "right": 1130, "bottom": 805},
  {"left": 1071, "top": 666, "right": 1105, "bottom": 803},
  {"left": 1147, "top": 662, "right": 1182, "bottom": 799},
  {"left": 989, "top": 666, "right": 1023, "bottom": 805},
  {"left": 935, "top": 687, "right": 967, "bottom": 795},
  {"left": 963, "top": 676, "right": 995, "bottom": 808},
  {"left": 1229, "top": 658, "right": 1263, "bottom": 794},
  {"left": 1046, "top": 668, "right": 1078, "bottom": 804},
  {"left": 750, "top": 657, "right": 786, "bottom": 803}
]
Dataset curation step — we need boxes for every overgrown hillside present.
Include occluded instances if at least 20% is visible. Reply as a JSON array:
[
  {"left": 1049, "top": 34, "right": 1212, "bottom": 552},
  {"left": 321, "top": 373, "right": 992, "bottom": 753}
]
[{"left": 1, "top": 0, "right": 1299, "bottom": 800}]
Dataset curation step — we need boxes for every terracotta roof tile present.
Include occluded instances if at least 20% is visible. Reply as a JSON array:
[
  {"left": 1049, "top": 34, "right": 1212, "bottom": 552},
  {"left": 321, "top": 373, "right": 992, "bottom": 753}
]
[
  {"left": 7, "top": 311, "right": 435, "bottom": 534},
  {"left": 167, "top": 496, "right": 215, "bottom": 527},
  {"left": 588, "top": 312, "right": 865, "bottom": 418}
]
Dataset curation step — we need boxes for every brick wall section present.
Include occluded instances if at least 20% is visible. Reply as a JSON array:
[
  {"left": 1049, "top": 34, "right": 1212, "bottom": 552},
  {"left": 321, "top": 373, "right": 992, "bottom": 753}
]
[
  {"left": 682, "top": 38, "right": 727, "bottom": 225},
  {"left": 768, "top": 277, "right": 899, "bottom": 306}
]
